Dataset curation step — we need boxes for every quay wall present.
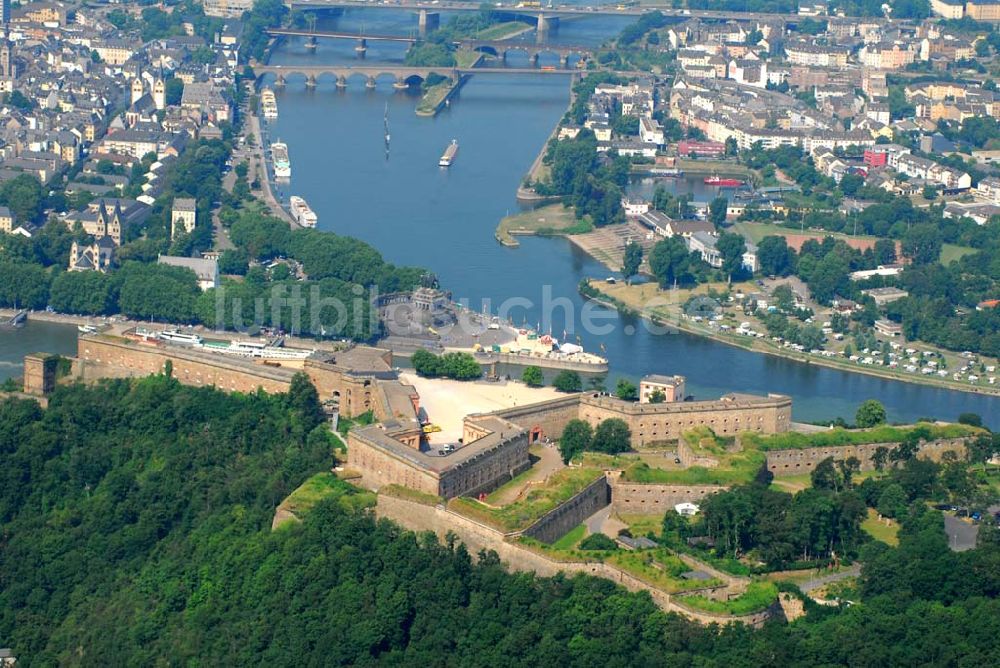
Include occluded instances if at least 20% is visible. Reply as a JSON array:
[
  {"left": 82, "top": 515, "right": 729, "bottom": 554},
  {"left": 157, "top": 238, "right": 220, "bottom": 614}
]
[
  {"left": 521, "top": 475, "right": 610, "bottom": 544},
  {"left": 765, "top": 437, "right": 969, "bottom": 477},
  {"left": 375, "top": 493, "right": 775, "bottom": 627}
]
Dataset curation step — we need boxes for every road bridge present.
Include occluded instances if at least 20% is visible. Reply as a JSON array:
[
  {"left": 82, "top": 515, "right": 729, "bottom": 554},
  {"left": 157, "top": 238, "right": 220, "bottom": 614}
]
[
  {"left": 254, "top": 63, "right": 581, "bottom": 89},
  {"left": 287, "top": 0, "right": 877, "bottom": 25},
  {"left": 266, "top": 28, "right": 596, "bottom": 63}
]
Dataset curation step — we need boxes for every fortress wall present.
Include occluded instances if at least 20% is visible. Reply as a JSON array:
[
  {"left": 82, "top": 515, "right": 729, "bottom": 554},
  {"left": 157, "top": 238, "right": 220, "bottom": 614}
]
[
  {"left": 347, "top": 431, "right": 441, "bottom": 496},
  {"left": 375, "top": 494, "right": 775, "bottom": 627},
  {"left": 491, "top": 394, "right": 584, "bottom": 440},
  {"left": 609, "top": 480, "right": 728, "bottom": 514},
  {"left": 765, "top": 438, "right": 969, "bottom": 476},
  {"left": 579, "top": 395, "right": 792, "bottom": 447},
  {"left": 77, "top": 336, "right": 293, "bottom": 394},
  {"left": 521, "top": 475, "right": 610, "bottom": 544}
]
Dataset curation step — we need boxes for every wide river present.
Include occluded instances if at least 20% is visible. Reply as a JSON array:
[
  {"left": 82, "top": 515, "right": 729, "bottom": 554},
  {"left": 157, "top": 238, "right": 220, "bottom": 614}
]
[{"left": 3, "top": 8, "right": 999, "bottom": 428}]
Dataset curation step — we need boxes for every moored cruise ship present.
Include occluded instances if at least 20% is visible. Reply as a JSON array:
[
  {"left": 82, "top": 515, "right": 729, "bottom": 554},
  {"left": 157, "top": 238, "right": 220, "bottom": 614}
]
[
  {"left": 289, "top": 195, "right": 318, "bottom": 228},
  {"left": 271, "top": 141, "right": 291, "bottom": 180},
  {"left": 200, "top": 339, "right": 314, "bottom": 360},
  {"left": 261, "top": 87, "right": 278, "bottom": 119}
]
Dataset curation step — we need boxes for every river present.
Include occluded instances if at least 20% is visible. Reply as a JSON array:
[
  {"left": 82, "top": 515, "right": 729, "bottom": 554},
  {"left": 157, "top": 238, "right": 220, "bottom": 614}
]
[
  {"left": 2, "top": 10, "right": 999, "bottom": 428},
  {"left": 257, "top": 9, "right": 1000, "bottom": 428}
]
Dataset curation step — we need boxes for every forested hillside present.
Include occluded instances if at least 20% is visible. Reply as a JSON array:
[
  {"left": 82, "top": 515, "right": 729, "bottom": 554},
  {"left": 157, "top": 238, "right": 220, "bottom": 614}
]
[{"left": 1, "top": 378, "right": 999, "bottom": 666}]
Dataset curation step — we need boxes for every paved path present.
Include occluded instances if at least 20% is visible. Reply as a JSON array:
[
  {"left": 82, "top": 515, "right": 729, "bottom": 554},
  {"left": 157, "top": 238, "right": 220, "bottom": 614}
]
[
  {"left": 211, "top": 162, "right": 238, "bottom": 251},
  {"left": 799, "top": 564, "right": 861, "bottom": 593},
  {"left": 944, "top": 514, "right": 979, "bottom": 552}
]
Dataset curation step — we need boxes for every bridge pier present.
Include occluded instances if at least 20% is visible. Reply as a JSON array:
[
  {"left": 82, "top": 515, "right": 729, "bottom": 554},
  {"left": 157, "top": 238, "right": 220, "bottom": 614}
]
[
  {"left": 365, "top": 76, "right": 377, "bottom": 90},
  {"left": 530, "top": 53, "right": 539, "bottom": 67},
  {"left": 275, "top": 74, "right": 286, "bottom": 88},
  {"left": 305, "top": 36, "right": 317, "bottom": 51},
  {"left": 305, "top": 74, "right": 317, "bottom": 89},
  {"left": 418, "top": 9, "right": 440, "bottom": 35},
  {"left": 537, "top": 13, "right": 559, "bottom": 33},
  {"left": 560, "top": 54, "right": 569, "bottom": 69},
  {"left": 336, "top": 75, "right": 347, "bottom": 90},
  {"left": 393, "top": 79, "right": 410, "bottom": 90},
  {"left": 355, "top": 38, "right": 367, "bottom": 57}
]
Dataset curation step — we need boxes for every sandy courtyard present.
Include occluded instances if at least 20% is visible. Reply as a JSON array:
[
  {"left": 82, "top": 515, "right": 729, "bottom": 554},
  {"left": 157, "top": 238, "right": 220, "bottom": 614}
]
[{"left": 399, "top": 372, "right": 563, "bottom": 444}]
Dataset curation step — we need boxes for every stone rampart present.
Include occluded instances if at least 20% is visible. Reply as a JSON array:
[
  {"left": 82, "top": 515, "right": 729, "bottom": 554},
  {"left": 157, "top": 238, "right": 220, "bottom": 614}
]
[
  {"left": 74, "top": 334, "right": 380, "bottom": 416},
  {"left": 375, "top": 493, "right": 775, "bottom": 627},
  {"left": 609, "top": 478, "right": 728, "bottom": 515},
  {"left": 765, "top": 437, "right": 969, "bottom": 476},
  {"left": 579, "top": 393, "right": 792, "bottom": 446},
  {"left": 491, "top": 394, "right": 583, "bottom": 441},
  {"left": 521, "top": 475, "right": 610, "bottom": 544}
]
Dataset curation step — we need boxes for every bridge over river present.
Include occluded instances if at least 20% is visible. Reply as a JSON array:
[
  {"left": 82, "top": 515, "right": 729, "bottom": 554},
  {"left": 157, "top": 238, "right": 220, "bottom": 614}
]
[
  {"left": 286, "top": 0, "right": 882, "bottom": 28},
  {"left": 266, "top": 28, "right": 596, "bottom": 62},
  {"left": 255, "top": 63, "right": 585, "bottom": 88}
]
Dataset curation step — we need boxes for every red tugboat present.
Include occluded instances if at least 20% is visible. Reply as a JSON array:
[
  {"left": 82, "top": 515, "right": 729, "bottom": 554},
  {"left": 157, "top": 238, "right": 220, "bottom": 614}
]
[{"left": 704, "top": 174, "right": 744, "bottom": 187}]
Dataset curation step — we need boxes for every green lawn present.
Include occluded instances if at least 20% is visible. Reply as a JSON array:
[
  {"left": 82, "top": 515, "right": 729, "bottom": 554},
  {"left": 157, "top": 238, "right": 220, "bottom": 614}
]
[
  {"left": 552, "top": 523, "right": 587, "bottom": 550},
  {"left": 449, "top": 468, "right": 604, "bottom": 532},
  {"left": 278, "top": 473, "right": 375, "bottom": 519},
  {"left": 475, "top": 20, "right": 533, "bottom": 40},
  {"left": 862, "top": 508, "right": 900, "bottom": 545},
  {"left": 941, "top": 243, "right": 976, "bottom": 265}
]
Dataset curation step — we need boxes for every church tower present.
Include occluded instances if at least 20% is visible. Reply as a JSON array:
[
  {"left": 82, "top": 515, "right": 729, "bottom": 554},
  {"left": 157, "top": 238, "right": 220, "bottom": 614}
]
[
  {"left": 130, "top": 77, "right": 144, "bottom": 105},
  {"left": 153, "top": 76, "right": 165, "bottom": 110}
]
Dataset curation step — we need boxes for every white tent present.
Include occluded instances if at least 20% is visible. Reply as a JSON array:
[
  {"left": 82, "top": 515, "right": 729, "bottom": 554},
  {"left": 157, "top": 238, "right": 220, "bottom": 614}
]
[{"left": 674, "top": 502, "right": 700, "bottom": 516}]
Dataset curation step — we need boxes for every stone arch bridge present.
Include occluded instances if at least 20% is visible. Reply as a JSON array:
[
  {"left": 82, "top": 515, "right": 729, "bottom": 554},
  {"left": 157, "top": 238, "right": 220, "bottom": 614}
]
[{"left": 254, "top": 64, "right": 579, "bottom": 89}]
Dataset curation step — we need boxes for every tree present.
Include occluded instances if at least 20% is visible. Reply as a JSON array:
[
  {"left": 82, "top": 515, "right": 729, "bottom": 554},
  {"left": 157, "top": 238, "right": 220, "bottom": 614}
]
[
  {"left": 856, "top": 400, "right": 887, "bottom": 428},
  {"left": 874, "top": 238, "right": 896, "bottom": 265},
  {"left": 165, "top": 78, "right": 184, "bottom": 106},
  {"left": 716, "top": 232, "right": 747, "bottom": 282},
  {"left": 756, "top": 236, "right": 795, "bottom": 277},
  {"left": 708, "top": 196, "right": 728, "bottom": 227},
  {"left": 552, "top": 370, "right": 582, "bottom": 393},
  {"left": 957, "top": 413, "right": 982, "bottom": 428},
  {"left": 648, "top": 389, "right": 666, "bottom": 403},
  {"left": 811, "top": 457, "right": 840, "bottom": 492},
  {"left": 558, "top": 419, "right": 592, "bottom": 464},
  {"left": 921, "top": 185, "right": 937, "bottom": 200},
  {"left": 902, "top": 223, "right": 942, "bottom": 265},
  {"left": 0, "top": 173, "right": 44, "bottom": 224},
  {"left": 579, "top": 533, "right": 618, "bottom": 550},
  {"left": 615, "top": 378, "right": 638, "bottom": 401},
  {"left": 621, "top": 241, "right": 642, "bottom": 281},
  {"left": 522, "top": 366, "right": 543, "bottom": 388},
  {"left": 591, "top": 418, "right": 631, "bottom": 454},
  {"left": 877, "top": 483, "right": 908, "bottom": 519},
  {"left": 288, "top": 372, "right": 323, "bottom": 430},
  {"left": 649, "top": 236, "right": 700, "bottom": 287}
]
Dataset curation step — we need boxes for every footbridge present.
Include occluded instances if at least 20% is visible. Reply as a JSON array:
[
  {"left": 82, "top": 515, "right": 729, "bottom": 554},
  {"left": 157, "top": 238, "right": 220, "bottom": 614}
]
[{"left": 254, "top": 64, "right": 580, "bottom": 89}]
